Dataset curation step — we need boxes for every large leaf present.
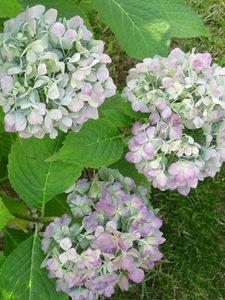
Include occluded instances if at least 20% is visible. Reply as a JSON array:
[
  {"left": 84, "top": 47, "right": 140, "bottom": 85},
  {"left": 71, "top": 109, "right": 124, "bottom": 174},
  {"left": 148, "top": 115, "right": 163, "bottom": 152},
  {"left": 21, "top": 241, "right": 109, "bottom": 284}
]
[
  {"left": 0, "top": 234, "right": 66, "bottom": 300},
  {"left": 0, "top": 199, "right": 14, "bottom": 229},
  {"left": 102, "top": 109, "right": 133, "bottom": 128},
  {"left": 93, "top": 0, "right": 209, "bottom": 59},
  {"left": 50, "top": 119, "right": 124, "bottom": 168},
  {"left": 0, "top": 256, "right": 5, "bottom": 268},
  {"left": 45, "top": 194, "right": 71, "bottom": 217},
  {"left": 19, "top": 0, "right": 90, "bottom": 26},
  {"left": 1, "top": 193, "right": 28, "bottom": 220},
  {"left": 1, "top": 194, "right": 29, "bottom": 231},
  {"left": 0, "top": 0, "right": 22, "bottom": 18},
  {"left": 79, "top": 0, "right": 94, "bottom": 11},
  {"left": 0, "top": 157, "right": 8, "bottom": 184},
  {"left": 158, "top": 0, "right": 208, "bottom": 38},
  {"left": 0, "top": 132, "right": 15, "bottom": 184},
  {"left": 3, "top": 228, "right": 31, "bottom": 256},
  {"left": 8, "top": 136, "right": 82, "bottom": 213},
  {"left": 100, "top": 94, "right": 147, "bottom": 124},
  {"left": 0, "top": 133, "right": 14, "bottom": 158}
]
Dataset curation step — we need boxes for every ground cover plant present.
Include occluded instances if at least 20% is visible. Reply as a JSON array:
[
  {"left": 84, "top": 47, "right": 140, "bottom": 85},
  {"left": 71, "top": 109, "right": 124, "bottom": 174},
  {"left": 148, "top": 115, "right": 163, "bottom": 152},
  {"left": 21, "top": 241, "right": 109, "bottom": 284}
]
[{"left": 0, "top": 0, "right": 224, "bottom": 299}]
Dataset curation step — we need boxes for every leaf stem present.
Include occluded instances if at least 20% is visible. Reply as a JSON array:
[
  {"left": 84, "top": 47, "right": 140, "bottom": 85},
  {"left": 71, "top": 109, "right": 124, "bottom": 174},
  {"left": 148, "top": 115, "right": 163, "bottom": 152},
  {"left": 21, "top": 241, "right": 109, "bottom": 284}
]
[{"left": 12, "top": 212, "right": 57, "bottom": 223}]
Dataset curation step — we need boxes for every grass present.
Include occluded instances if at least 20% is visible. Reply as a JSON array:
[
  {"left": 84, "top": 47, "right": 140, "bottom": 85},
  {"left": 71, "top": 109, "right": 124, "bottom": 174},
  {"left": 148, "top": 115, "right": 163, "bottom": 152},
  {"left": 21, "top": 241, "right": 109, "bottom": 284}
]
[{"left": 95, "top": 0, "right": 225, "bottom": 299}]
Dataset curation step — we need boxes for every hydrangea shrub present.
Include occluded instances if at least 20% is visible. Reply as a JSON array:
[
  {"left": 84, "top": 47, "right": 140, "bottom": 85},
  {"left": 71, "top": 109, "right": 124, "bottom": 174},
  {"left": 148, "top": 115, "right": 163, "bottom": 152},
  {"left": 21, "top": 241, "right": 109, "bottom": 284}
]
[
  {"left": 124, "top": 48, "right": 225, "bottom": 195},
  {"left": 0, "top": 2, "right": 221, "bottom": 300},
  {"left": 41, "top": 168, "right": 165, "bottom": 299},
  {"left": 0, "top": 5, "right": 116, "bottom": 138}
]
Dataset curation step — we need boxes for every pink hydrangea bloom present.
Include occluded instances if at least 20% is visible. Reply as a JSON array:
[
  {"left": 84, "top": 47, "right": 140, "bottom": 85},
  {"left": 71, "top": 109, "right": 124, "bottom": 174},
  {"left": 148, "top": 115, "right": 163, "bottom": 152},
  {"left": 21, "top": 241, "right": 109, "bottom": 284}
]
[{"left": 124, "top": 48, "right": 225, "bottom": 195}]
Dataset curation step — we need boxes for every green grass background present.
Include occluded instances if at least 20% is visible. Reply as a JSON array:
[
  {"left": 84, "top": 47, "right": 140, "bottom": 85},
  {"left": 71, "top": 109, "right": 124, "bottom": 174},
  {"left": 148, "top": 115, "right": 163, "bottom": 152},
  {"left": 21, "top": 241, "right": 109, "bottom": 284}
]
[{"left": 98, "top": 0, "right": 225, "bottom": 299}]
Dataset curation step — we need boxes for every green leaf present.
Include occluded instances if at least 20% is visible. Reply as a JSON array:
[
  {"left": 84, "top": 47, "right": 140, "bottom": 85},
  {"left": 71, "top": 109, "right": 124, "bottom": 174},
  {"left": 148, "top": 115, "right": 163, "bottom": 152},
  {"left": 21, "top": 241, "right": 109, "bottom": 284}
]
[
  {"left": 0, "top": 197, "right": 30, "bottom": 233},
  {"left": 0, "top": 193, "right": 29, "bottom": 232},
  {"left": 0, "top": 131, "right": 15, "bottom": 185},
  {"left": 0, "top": 109, "right": 15, "bottom": 157},
  {"left": 8, "top": 136, "right": 82, "bottom": 213},
  {"left": 79, "top": 0, "right": 94, "bottom": 11},
  {"left": 100, "top": 94, "right": 148, "bottom": 128},
  {"left": 0, "top": 255, "right": 5, "bottom": 268},
  {"left": 100, "top": 94, "right": 146, "bottom": 119},
  {"left": 160, "top": 0, "right": 209, "bottom": 38},
  {"left": 50, "top": 119, "right": 124, "bottom": 168},
  {"left": 0, "top": 0, "right": 22, "bottom": 18},
  {"left": 93, "top": 0, "right": 169, "bottom": 59},
  {"left": 102, "top": 109, "right": 133, "bottom": 128},
  {"left": 0, "top": 233, "right": 67, "bottom": 300},
  {"left": 1, "top": 193, "right": 28, "bottom": 219},
  {"left": 221, "top": 57, "right": 225, "bottom": 66},
  {"left": 110, "top": 154, "right": 150, "bottom": 188},
  {"left": 0, "top": 199, "right": 14, "bottom": 229},
  {"left": 19, "top": 0, "right": 90, "bottom": 27},
  {"left": 45, "top": 194, "right": 71, "bottom": 217},
  {"left": 3, "top": 228, "right": 31, "bottom": 256},
  {"left": 93, "top": 0, "right": 209, "bottom": 59},
  {"left": 0, "top": 133, "right": 14, "bottom": 158},
  {"left": 0, "top": 157, "right": 8, "bottom": 184}
]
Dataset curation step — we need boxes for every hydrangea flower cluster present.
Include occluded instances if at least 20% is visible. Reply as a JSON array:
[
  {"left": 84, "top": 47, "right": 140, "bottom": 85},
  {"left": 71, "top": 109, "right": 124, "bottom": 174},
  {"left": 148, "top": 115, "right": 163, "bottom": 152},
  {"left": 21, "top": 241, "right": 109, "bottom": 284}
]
[
  {"left": 0, "top": 5, "right": 116, "bottom": 138},
  {"left": 42, "top": 168, "right": 165, "bottom": 300},
  {"left": 124, "top": 48, "right": 225, "bottom": 195}
]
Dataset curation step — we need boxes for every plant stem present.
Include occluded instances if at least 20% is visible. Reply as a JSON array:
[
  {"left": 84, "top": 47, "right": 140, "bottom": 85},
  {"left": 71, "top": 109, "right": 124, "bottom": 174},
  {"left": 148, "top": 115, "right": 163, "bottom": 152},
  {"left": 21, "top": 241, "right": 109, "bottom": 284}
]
[{"left": 13, "top": 212, "right": 56, "bottom": 223}]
